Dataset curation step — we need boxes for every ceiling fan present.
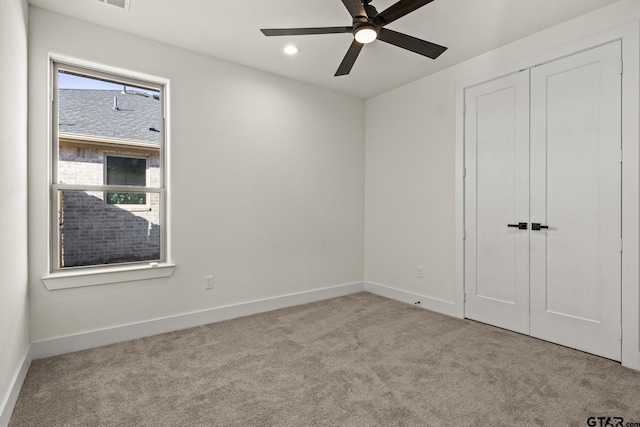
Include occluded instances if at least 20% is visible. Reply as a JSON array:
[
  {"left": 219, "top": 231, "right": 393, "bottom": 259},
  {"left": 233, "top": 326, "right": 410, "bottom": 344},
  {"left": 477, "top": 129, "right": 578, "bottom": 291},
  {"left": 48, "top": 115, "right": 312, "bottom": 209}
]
[{"left": 260, "top": 0, "right": 447, "bottom": 76}]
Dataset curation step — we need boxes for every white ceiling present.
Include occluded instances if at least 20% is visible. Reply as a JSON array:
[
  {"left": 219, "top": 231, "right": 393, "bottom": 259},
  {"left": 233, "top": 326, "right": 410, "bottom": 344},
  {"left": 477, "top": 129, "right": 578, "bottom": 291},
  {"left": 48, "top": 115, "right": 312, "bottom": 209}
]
[{"left": 29, "top": 0, "right": 620, "bottom": 99}]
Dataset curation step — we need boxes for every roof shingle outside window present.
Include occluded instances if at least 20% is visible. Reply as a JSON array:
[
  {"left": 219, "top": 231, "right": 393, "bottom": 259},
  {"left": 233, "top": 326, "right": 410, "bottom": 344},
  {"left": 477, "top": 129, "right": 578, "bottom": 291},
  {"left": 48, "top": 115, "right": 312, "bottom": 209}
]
[{"left": 58, "top": 89, "right": 161, "bottom": 144}]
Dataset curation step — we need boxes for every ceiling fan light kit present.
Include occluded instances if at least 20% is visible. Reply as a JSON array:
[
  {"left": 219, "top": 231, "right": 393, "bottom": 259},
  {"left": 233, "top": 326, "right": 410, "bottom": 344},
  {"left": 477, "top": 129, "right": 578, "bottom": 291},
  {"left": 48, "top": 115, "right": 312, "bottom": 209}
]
[
  {"left": 260, "top": 0, "right": 447, "bottom": 76},
  {"left": 354, "top": 24, "right": 378, "bottom": 44}
]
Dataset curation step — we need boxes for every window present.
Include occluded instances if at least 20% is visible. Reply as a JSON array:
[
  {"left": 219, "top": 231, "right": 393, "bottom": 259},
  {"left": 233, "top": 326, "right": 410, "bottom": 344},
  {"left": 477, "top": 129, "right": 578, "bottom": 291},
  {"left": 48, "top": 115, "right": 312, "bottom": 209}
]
[
  {"left": 52, "top": 62, "right": 166, "bottom": 270},
  {"left": 106, "top": 156, "right": 147, "bottom": 205}
]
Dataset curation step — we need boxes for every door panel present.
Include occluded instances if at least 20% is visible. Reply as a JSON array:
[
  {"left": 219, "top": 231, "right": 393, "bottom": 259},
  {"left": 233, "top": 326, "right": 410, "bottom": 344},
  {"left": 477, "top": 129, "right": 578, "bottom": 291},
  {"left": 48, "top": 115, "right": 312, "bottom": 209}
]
[
  {"left": 530, "top": 41, "right": 622, "bottom": 361},
  {"left": 464, "top": 71, "right": 530, "bottom": 334}
]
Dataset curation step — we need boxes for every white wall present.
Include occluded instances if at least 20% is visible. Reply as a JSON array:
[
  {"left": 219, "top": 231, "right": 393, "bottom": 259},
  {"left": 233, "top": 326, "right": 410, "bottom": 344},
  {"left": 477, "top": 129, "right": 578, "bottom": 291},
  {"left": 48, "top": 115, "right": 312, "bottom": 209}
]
[
  {"left": 0, "top": 0, "right": 30, "bottom": 420},
  {"left": 28, "top": 7, "right": 365, "bottom": 342},
  {"left": 365, "top": 0, "right": 640, "bottom": 302}
]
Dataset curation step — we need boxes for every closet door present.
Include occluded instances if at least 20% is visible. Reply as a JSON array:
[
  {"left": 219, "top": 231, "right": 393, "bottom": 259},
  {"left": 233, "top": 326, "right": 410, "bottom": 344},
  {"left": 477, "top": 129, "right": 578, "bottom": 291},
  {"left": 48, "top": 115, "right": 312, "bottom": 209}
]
[
  {"left": 530, "top": 41, "right": 622, "bottom": 361},
  {"left": 464, "top": 71, "right": 530, "bottom": 334}
]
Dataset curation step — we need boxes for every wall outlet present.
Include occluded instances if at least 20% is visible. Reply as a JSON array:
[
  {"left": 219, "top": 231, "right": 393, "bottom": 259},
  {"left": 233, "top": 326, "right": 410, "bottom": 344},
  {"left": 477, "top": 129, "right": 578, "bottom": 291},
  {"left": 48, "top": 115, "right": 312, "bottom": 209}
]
[
  {"left": 204, "top": 275, "right": 214, "bottom": 290},
  {"left": 417, "top": 266, "right": 423, "bottom": 278}
]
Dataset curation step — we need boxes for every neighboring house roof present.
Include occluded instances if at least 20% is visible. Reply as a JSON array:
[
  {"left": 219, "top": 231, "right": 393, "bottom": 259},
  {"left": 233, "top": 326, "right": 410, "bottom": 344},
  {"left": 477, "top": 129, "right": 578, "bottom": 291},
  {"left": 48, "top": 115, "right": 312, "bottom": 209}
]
[{"left": 59, "top": 89, "right": 161, "bottom": 144}]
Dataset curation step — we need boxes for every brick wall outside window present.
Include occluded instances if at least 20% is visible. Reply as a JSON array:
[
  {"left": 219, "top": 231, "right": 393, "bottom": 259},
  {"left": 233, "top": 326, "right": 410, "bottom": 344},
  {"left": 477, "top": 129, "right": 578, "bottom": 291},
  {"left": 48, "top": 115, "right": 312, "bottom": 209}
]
[{"left": 58, "top": 142, "right": 161, "bottom": 267}]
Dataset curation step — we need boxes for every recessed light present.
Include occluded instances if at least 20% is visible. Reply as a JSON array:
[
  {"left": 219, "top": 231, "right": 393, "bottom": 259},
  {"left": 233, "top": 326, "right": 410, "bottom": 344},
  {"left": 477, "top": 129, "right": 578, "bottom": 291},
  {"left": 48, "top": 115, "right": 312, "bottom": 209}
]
[{"left": 283, "top": 45, "right": 301, "bottom": 55}]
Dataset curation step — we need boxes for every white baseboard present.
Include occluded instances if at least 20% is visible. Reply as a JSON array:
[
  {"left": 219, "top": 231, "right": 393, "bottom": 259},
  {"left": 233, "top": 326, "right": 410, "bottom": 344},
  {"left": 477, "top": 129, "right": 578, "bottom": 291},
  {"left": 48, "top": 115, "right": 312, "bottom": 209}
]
[
  {"left": 31, "top": 281, "right": 365, "bottom": 360},
  {"left": 3, "top": 281, "right": 462, "bottom": 423},
  {"left": 0, "top": 346, "right": 32, "bottom": 427},
  {"left": 28, "top": 282, "right": 463, "bottom": 361},
  {"left": 364, "top": 281, "right": 460, "bottom": 318}
]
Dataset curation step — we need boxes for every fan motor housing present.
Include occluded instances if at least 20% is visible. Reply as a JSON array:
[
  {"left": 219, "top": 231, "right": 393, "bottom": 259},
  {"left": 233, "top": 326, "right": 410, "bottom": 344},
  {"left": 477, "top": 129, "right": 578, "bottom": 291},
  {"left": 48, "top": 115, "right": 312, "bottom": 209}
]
[
  {"left": 364, "top": 3, "right": 378, "bottom": 18},
  {"left": 353, "top": 20, "right": 379, "bottom": 36}
]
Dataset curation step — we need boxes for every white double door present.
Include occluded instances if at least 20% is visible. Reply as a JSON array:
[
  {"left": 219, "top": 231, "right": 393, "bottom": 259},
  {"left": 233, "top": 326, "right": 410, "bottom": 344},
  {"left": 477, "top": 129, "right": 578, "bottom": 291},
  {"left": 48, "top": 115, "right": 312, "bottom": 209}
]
[{"left": 464, "top": 41, "right": 622, "bottom": 361}]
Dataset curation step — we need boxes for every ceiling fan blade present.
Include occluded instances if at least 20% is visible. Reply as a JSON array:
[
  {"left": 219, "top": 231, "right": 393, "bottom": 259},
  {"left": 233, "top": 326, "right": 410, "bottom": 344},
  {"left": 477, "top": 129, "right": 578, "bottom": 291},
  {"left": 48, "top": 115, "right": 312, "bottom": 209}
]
[
  {"left": 378, "top": 28, "right": 447, "bottom": 59},
  {"left": 373, "top": 0, "right": 435, "bottom": 26},
  {"left": 261, "top": 27, "right": 352, "bottom": 36},
  {"left": 335, "top": 40, "right": 364, "bottom": 76},
  {"left": 341, "top": 0, "right": 367, "bottom": 18}
]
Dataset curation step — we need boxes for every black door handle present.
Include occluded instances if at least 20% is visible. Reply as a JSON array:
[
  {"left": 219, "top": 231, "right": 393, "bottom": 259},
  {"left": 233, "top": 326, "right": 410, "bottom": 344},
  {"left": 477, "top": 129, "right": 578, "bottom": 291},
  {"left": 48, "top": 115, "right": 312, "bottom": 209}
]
[
  {"left": 531, "top": 223, "right": 549, "bottom": 230},
  {"left": 507, "top": 222, "right": 528, "bottom": 230}
]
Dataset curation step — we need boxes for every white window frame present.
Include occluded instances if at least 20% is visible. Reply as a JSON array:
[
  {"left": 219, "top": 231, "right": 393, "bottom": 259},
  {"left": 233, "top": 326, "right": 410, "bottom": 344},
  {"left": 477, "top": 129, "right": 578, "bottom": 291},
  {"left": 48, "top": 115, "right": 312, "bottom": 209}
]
[{"left": 47, "top": 60, "right": 172, "bottom": 286}]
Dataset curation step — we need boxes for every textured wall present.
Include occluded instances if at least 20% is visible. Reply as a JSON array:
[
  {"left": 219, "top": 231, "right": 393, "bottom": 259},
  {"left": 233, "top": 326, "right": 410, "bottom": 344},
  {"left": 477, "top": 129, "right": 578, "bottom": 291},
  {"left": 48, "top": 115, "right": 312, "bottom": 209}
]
[
  {"left": 0, "top": 0, "right": 29, "bottom": 420},
  {"left": 28, "top": 7, "right": 365, "bottom": 341},
  {"left": 364, "top": 0, "right": 640, "bottom": 359}
]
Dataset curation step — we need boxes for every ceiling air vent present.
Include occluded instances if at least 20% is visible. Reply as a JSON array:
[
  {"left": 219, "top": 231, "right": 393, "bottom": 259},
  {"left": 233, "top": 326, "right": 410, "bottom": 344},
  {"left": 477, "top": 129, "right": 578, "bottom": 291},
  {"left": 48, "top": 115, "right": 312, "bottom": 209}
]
[{"left": 95, "top": 0, "right": 131, "bottom": 10}]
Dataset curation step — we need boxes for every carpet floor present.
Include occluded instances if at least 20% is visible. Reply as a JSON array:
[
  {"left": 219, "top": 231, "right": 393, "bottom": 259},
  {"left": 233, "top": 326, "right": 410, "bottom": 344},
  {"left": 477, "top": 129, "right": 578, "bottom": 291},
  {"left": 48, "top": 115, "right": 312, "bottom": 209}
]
[{"left": 9, "top": 292, "right": 640, "bottom": 426}]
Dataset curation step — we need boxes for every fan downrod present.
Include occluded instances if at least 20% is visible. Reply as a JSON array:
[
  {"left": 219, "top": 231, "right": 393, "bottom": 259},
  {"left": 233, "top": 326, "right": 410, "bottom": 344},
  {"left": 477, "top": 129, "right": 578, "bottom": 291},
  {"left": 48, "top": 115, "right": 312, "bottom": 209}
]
[{"left": 361, "top": 0, "right": 378, "bottom": 19}]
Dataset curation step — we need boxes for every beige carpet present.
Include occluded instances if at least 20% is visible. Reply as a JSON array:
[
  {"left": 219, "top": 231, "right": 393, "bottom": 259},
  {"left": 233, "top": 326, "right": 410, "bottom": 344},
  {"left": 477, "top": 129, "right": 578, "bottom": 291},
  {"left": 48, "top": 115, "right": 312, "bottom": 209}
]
[{"left": 10, "top": 292, "right": 640, "bottom": 426}]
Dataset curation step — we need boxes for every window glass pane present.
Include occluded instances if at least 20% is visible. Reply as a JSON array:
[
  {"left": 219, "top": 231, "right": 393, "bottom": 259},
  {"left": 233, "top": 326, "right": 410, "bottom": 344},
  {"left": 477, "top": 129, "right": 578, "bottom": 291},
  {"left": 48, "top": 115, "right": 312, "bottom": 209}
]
[
  {"left": 57, "top": 70, "right": 161, "bottom": 186},
  {"left": 53, "top": 64, "right": 165, "bottom": 270},
  {"left": 106, "top": 156, "right": 147, "bottom": 204},
  {"left": 106, "top": 156, "right": 146, "bottom": 186},
  {"left": 58, "top": 190, "right": 160, "bottom": 268},
  {"left": 106, "top": 191, "right": 147, "bottom": 205}
]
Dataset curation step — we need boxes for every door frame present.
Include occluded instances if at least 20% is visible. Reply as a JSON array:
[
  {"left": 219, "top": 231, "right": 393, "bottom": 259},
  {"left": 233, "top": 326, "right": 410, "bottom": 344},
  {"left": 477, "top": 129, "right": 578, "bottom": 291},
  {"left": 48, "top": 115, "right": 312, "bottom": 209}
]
[{"left": 455, "top": 21, "right": 640, "bottom": 370}]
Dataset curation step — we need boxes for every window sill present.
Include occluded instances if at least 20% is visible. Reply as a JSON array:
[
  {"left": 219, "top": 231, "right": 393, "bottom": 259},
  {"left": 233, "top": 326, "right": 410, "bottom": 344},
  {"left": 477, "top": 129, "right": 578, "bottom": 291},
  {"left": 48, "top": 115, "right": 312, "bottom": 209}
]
[{"left": 42, "top": 263, "right": 175, "bottom": 290}]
